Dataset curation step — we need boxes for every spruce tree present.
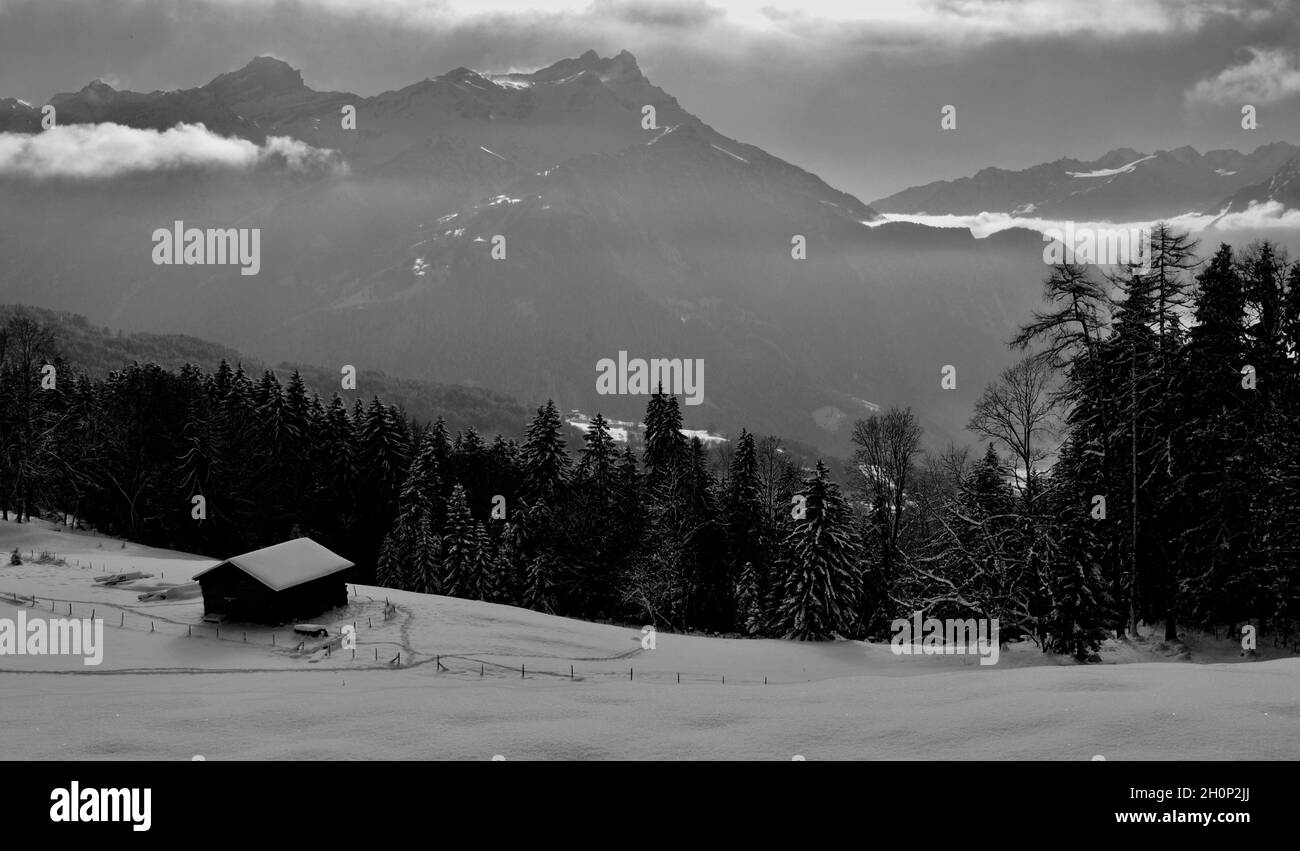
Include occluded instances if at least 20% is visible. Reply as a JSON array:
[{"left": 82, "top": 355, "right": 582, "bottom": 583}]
[
  {"left": 577, "top": 413, "right": 617, "bottom": 496},
  {"left": 642, "top": 385, "right": 685, "bottom": 485},
  {"left": 681, "top": 437, "right": 729, "bottom": 629},
  {"left": 355, "top": 398, "right": 411, "bottom": 581},
  {"left": 377, "top": 431, "right": 443, "bottom": 592},
  {"left": 564, "top": 413, "right": 621, "bottom": 614},
  {"left": 1109, "top": 250, "right": 1180, "bottom": 639},
  {"left": 523, "top": 552, "right": 559, "bottom": 614},
  {"left": 613, "top": 445, "right": 644, "bottom": 569},
  {"left": 521, "top": 400, "right": 570, "bottom": 503},
  {"left": 1040, "top": 484, "right": 1112, "bottom": 660},
  {"left": 1175, "top": 245, "right": 1253, "bottom": 625},
  {"left": 774, "top": 461, "right": 862, "bottom": 640},
  {"left": 735, "top": 560, "right": 765, "bottom": 635},
  {"left": 441, "top": 484, "right": 480, "bottom": 598},
  {"left": 725, "top": 430, "right": 770, "bottom": 630},
  {"left": 469, "top": 521, "right": 500, "bottom": 602},
  {"left": 312, "top": 394, "right": 358, "bottom": 549}
]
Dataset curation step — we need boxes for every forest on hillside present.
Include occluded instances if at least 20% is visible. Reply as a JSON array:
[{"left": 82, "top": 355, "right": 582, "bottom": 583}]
[
  {"left": 1, "top": 225, "right": 1297, "bottom": 656},
  {"left": 0, "top": 305, "right": 530, "bottom": 436}
]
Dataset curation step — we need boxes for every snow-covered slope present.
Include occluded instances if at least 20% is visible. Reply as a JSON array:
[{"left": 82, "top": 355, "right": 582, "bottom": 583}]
[{"left": 2, "top": 519, "right": 1297, "bottom": 760}]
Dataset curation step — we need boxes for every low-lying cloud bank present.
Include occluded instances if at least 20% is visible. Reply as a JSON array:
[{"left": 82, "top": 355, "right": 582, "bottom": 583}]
[
  {"left": 864, "top": 203, "right": 1300, "bottom": 238},
  {"left": 0, "top": 122, "right": 348, "bottom": 179}
]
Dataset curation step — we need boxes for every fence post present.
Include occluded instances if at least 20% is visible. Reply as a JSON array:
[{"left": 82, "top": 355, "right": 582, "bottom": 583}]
[
  {"left": 722, "top": 675, "right": 725, "bottom": 684},
  {"left": 151, "top": 621, "right": 155, "bottom": 633},
  {"left": 272, "top": 633, "right": 275, "bottom": 646},
  {"left": 90, "top": 608, "right": 95, "bottom": 621},
  {"left": 215, "top": 626, "right": 219, "bottom": 639},
  {"left": 570, "top": 665, "right": 573, "bottom": 680},
  {"left": 375, "top": 648, "right": 378, "bottom": 661},
  {"left": 120, "top": 612, "right": 124, "bottom": 627},
  {"left": 521, "top": 663, "right": 525, "bottom": 679},
  {"left": 352, "top": 649, "right": 355, "bottom": 660},
  {"left": 630, "top": 667, "right": 633, "bottom": 681},
  {"left": 188, "top": 625, "right": 191, "bottom": 637},
  {"left": 368, "top": 617, "right": 372, "bottom": 629},
  {"left": 482, "top": 664, "right": 485, "bottom": 677}
]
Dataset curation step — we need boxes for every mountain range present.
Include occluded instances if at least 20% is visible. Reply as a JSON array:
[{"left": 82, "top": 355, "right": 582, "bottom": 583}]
[
  {"left": 7, "top": 52, "right": 1288, "bottom": 456},
  {"left": 871, "top": 143, "right": 1300, "bottom": 222}
]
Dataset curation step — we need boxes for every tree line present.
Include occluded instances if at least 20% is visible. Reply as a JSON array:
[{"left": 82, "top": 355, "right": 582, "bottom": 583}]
[{"left": 1, "top": 226, "right": 1296, "bottom": 654}]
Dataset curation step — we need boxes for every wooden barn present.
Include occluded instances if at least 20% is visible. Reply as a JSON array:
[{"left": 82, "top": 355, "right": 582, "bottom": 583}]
[{"left": 193, "top": 538, "right": 353, "bottom": 624}]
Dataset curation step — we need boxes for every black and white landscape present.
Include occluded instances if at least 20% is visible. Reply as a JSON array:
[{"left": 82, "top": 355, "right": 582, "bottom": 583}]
[{"left": 1, "top": 0, "right": 1299, "bottom": 766}]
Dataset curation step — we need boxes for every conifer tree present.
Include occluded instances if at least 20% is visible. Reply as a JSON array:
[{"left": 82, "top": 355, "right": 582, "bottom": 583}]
[
  {"left": 725, "top": 430, "right": 770, "bottom": 630},
  {"left": 521, "top": 400, "right": 569, "bottom": 504},
  {"left": 1108, "top": 250, "right": 1180, "bottom": 638},
  {"left": 469, "top": 521, "right": 500, "bottom": 602},
  {"left": 523, "top": 552, "right": 559, "bottom": 613},
  {"left": 1039, "top": 481, "right": 1112, "bottom": 659},
  {"left": 441, "top": 483, "right": 480, "bottom": 598},
  {"left": 562, "top": 413, "right": 621, "bottom": 613},
  {"left": 613, "top": 445, "right": 644, "bottom": 565},
  {"left": 681, "top": 437, "right": 729, "bottom": 629},
  {"left": 774, "top": 461, "right": 862, "bottom": 640},
  {"left": 577, "top": 413, "right": 617, "bottom": 496},
  {"left": 734, "top": 560, "right": 765, "bottom": 635},
  {"left": 355, "top": 398, "right": 411, "bottom": 579},
  {"left": 642, "top": 385, "right": 685, "bottom": 486},
  {"left": 1174, "top": 245, "right": 1253, "bottom": 625},
  {"left": 378, "top": 432, "right": 443, "bottom": 592},
  {"left": 426, "top": 417, "right": 454, "bottom": 526},
  {"left": 311, "top": 394, "right": 358, "bottom": 551}
]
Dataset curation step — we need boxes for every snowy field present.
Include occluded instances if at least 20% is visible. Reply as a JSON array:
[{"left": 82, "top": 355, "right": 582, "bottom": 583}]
[{"left": 1, "top": 518, "right": 1298, "bottom": 760}]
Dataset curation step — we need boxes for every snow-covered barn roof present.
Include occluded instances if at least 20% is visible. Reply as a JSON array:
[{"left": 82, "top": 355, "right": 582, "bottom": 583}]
[{"left": 193, "top": 537, "right": 353, "bottom": 592}]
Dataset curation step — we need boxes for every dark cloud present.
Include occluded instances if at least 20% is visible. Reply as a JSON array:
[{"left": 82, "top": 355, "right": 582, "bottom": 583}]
[{"left": 596, "top": 0, "right": 724, "bottom": 29}]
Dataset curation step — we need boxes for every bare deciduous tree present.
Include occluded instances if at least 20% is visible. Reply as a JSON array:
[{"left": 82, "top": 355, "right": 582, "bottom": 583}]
[
  {"left": 851, "top": 407, "right": 923, "bottom": 632},
  {"left": 754, "top": 434, "right": 797, "bottom": 526},
  {"left": 967, "top": 355, "right": 1059, "bottom": 504}
]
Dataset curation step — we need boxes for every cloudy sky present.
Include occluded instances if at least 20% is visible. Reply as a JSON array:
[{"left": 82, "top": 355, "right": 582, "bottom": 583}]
[{"left": 1, "top": 0, "right": 1298, "bottom": 201}]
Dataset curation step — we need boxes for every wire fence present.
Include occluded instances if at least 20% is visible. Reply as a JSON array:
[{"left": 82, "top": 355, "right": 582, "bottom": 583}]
[
  {"left": 0, "top": 585, "right": 405, "bottom": 666},
  {"left": 6, "top": 541, "right": 1299, "bottom": 679},
  {"left": 0, "top": 584, "right": 782, "bottom": 684}
]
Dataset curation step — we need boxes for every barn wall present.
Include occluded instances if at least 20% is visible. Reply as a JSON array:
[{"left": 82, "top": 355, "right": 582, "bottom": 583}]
[
  {"left": 199, "top": 564, "right": 349, "bottom": 624},
  {"left": 199, "top": 564, "right": 266, "bottom": 616}
]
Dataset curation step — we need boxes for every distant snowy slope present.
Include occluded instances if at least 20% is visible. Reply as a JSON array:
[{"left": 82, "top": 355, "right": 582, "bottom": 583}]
[{"left": 873, "top": 143, "right": 1300, "bottom": 220}]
